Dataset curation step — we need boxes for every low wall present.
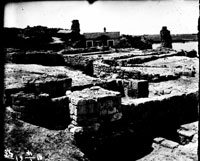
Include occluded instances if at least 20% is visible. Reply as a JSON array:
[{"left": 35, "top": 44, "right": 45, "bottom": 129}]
[
  {"left": 95, "top": 79, "right": 149, "bottom": 98},
  {"left": 93, "top": 61, "right": 180, "bottom": 82},
  {"left": 7, "top": 83, "right": 198, "bottom": 135},
  {"left": 6, "top": 51, "right": 66, "bottom": 66},
  {"left": 116, "top": 51, "right": 177, "bottom": 65},
  {"left": 10, "top": 92, "right": 70, "bottom": 129},
  {"left": 64, "top": 55, "right": 94, "bottom": 76},
  {"left": 121, "top": 90, "right": 199, "bottom": 132},
  {"left": 5, "top": 74, "right": 72, "bottom": 106}
]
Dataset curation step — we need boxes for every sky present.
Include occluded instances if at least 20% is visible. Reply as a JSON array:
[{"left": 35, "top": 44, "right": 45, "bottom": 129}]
[{"left": 4, "top": 0, "right": 199, "bottom": 35}]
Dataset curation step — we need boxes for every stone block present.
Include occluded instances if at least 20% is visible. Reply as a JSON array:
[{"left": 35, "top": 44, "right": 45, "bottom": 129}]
[
  {"left": 153, "top": 137, "right": 165, "bottom": 144},
  {"left": 180, "top": 121, "right": 198, "bottom": 131},
  {"left": 69, "top": 97, "right": 87, "bottom": 106},
  {"left": 69, "top": 103, "right": 88, "bottom": 116},
  {"left": 122, "top": 79, "right": 149, "bottom": 98},
  {"left": 68, "top": 86, "right": 122, "bottom": 127},
  {"left": 177, "top": 128, "right": 197, "bottom": 145},
  {"left": 11, "top": 92, "right": 37, "bottom": 106},
  {"left": 28, "top": 77, "right": 72, "bottom": 97},
  {"left": 87, "top": 100, "right": 98, "bottom": 114},
  {"left": 160, "top": 139, "right": 179, "bottom": 149},
  {"left": 69, "top": 126, "right": 83, "bottom": 135},
  {"left": 70, "top": 114, "right": 99, "bottom": 126},
  {"left": 177, "top": 129, "right": 197, "bottom": 138}
]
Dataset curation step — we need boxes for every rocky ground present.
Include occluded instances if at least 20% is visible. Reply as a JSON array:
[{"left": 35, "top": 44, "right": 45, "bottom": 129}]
[
  {"left": 4, "top": 107, "right": 86, "bottom": 161},
  {"left": 137, "top": 121, "right": 198, "bottom": 161}
]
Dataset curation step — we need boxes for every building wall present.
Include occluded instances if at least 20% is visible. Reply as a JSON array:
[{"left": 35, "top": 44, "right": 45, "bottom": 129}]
[{"left": 86, "top": 39, "right": 118, "bottom": 48}]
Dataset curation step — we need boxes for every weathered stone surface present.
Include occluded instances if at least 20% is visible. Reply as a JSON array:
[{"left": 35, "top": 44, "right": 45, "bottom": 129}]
[
  {"left": 68, "top": 86, "right": 121, "bottom": 127},
  {"left": 7, "top": 51, "right": 66, "bottom": 66},
  {"left": 160, "top": 139, "right": 179, "bottom": 149},
  {"left": 5, "top": 64, "right": 72, "bottom": 98},
  {"left": 177, "top": 121, "right": 198, "bottom": 145},
  {"left": 122, "top": 79, "right": 149, "bottom": 98},
  {"left": 93, "top": 60, "right": 181, "bottom": 82},
  {"left": 179, "top": 121, "right": 198, "bottom": 131},
  {"left": 70, "top": 126, "right": 84, "bottom": 135},
  {"left": 177, "top": 129, "right": 197, "bottom": 138},
  {"left": 10, "top": 91, "right": 71, "bottom": 129},
  {"left": 153, "top": 137, "right": 165, "bottom": 144},
  {"left": 64, "top": 55, "right": 94, "bottom": 75},
  {"left": 121, "top": 90, "right": 198, "bottom": 126}
]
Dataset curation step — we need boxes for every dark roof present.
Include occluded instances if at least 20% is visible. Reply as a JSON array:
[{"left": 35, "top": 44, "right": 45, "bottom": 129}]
[{"left": 83, "top": 32, "right": 120, "bottom": 40}]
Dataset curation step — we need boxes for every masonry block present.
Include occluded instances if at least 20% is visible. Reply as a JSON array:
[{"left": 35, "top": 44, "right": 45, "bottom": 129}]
[
  {"left": 68, "top": 86, "right": 122, "bottom": 127},
  {"left": 122, "top": 79, "right": 149, "bottom": 98},
  {"left": 160, "top": 139, "right": 179, "bottom": 149},
  {"left": 11, "top": 92, "right": 36, "bottom": 106},
  {"left": 27, "top": 76, "right": 72, "bottom": 97},
  {"left": 177, "top": 121, "right": 198, "bottom": 145}
]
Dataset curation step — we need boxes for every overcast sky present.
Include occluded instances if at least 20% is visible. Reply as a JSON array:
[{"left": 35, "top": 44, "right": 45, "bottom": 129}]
[{"left": 4, "top": 0, "right": 199, "bottom": 35}]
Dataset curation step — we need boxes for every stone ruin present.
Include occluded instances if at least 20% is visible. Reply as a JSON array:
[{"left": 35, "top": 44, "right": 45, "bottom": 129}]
[
  {"left": 160, "top": 26, "right": 172, "bottom": 48},
  {"left": 4, "top": 47, "right": 199, "bottom": 161}
]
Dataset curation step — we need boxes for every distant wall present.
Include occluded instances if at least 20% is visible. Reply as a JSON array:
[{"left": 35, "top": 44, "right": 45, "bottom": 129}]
[
  {"left": 6, "top": 51, "right": 66, "bottom": 66},
  {"left": 93, "top": 61, "right": 180, "bottom": 82}
]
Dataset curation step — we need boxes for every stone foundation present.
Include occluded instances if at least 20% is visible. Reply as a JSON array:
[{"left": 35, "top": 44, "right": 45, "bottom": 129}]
[{"left": 67, "top": 86, "right": 122, "bottom": 130}]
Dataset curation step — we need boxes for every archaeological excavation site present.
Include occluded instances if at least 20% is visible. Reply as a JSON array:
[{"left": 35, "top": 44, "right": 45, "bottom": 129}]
[{"left": 3, "top": 45, "right": 199, "bottom": 161}]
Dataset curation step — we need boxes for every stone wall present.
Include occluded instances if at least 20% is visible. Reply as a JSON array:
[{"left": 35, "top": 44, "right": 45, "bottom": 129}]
[
  {"left": 5, "top": 74, "right": 72, "bottom": 106},
  {"left": 95, "top": 79, "right": 149, "bottom": 99},
  {"left": 93, "top": 61, "right": 180, "bottom": 82},
  {"left": 67, "top": 86, "right": 122, "bottom": 131},
  {"left": 25, "top": 75, "right": 72, "bottom": 97},
  {"left": 6, "top": 51, "right": 66, "bottom": 66},
  {"left": 10, "top": 92, "right": 70, "bottom": 129},
  {"left": 102, "top": 50, "right": 177, "bottom": 66},
  {"left": 64, "top": 55, "right": 94, "bottom": 75},
  {"left": 121, "top": 90, "right": 199, "bottom": 130}
]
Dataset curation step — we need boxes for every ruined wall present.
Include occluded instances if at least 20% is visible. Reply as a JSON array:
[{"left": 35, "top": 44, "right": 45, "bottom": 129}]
[
  {"left": 93, "top": 61, "right": 180, "bottom": 82},
  {"left": 64, "top": 55, "right": 94, "bottom": 75},
  {"left": 67, "top": 86, "right": 122, "bottom": 131},
  {"left": 10, "top": 92, "right": 70, "bottom": 129},
  {"left": 5, "top": 74, "right": 72, "bottom": 107},
  {"left": 95, "top": 79, "right": 149, "bottom": 98},
  {"left": 121, "top": 90, "right": 199, "bottom": 131},
  {"left": 7, "top": 51, "right": 66, "bottom": 66}
]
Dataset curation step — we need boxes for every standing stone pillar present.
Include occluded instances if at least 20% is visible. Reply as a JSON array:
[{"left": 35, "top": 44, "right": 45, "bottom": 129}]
[{"left": 160, "top": 26, "right": 172, "bottom": 48}]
